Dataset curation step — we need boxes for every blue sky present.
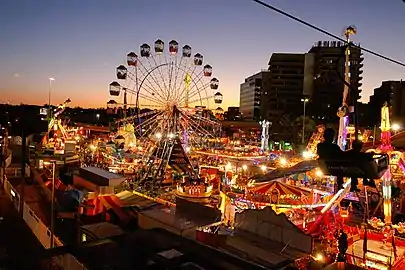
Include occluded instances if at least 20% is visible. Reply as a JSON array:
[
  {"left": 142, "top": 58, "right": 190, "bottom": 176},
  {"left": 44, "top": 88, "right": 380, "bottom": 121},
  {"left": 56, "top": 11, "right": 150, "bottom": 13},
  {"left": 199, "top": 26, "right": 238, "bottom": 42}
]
[{"left": 1, "top": 0, "right": 404, "bottom": 108}]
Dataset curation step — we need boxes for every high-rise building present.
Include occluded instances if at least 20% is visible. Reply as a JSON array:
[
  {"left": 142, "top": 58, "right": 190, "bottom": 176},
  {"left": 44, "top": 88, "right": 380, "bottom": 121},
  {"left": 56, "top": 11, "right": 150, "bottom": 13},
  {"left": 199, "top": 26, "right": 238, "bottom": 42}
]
[
  {"left": 264, "top": 53, "right": 306, "bottom": 127},
  {"left": 369, "top": 80, "right": 405, "bottom": 125},
  {"left": 306, "top": 41, "right": 363, "bottom": 124},
  {"left": 258, "top": 53, "right": 316, "bottom": 142},
  {"left": 239, "top": 71, "right": 270, "bottom": 121}
]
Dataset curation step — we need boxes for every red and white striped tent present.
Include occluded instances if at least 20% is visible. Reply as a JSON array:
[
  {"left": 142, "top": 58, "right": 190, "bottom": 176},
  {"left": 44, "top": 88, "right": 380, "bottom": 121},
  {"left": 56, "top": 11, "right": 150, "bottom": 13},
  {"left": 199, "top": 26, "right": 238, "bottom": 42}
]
[
  {"left": 81, "top": 191, "right": 158, "bottom": 222},
  {"left": 248, "top": 180, "right": 311, "bottom": 196}
]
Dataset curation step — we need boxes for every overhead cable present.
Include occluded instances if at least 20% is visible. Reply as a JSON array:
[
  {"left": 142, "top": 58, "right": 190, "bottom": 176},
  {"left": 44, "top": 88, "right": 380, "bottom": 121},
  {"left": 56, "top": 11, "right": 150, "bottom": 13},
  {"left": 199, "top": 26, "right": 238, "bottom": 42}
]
[{"left": 252, "top": 0, "right": 405, "bottom": 67}]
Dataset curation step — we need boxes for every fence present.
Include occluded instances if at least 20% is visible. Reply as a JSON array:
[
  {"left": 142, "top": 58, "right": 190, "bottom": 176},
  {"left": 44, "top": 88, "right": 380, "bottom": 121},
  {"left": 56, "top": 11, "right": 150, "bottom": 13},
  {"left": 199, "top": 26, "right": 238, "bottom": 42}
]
[{"left": 3, "top": 174, "right": 86, "bottom": 270}]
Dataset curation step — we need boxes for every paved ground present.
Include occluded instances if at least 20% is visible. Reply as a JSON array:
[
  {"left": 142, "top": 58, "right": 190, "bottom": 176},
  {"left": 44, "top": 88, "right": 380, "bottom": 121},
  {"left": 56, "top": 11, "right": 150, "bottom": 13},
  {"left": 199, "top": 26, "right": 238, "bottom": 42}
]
[{"left": 0, "top": 188, "right": 59, "bottom": 269}]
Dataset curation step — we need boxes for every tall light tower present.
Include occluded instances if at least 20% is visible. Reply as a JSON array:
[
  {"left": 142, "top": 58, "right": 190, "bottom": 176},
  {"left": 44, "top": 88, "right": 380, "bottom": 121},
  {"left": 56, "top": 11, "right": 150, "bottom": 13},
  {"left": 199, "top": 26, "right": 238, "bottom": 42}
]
[
  {"left": 48, "top": 77, "right": 55, "bottom": 120},
  {"left": 337, "top": 26, "right": 356, "bottom": 150},
  {"left": 260, "top": 120, "right": 270, "bottom": 151}
]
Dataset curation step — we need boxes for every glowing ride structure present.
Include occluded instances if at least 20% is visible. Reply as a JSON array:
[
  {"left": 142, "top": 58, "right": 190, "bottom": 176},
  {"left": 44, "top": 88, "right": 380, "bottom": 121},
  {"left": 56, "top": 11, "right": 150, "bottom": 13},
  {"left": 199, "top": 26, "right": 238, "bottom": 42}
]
[
  {"left": 41, "top": 98, "right": 72, "bottom": 154},
  {"left": 108, "top": 39, "right": 223, "bottom": 199},
  {"left": 108, "top": 39, "right": 223, "bottom": 148},
  {"left": 260, "top": 120, "right": 270, "bottom": 151},
  {"left": 337, "top": 26, "right": 357, "bottom": 150}
]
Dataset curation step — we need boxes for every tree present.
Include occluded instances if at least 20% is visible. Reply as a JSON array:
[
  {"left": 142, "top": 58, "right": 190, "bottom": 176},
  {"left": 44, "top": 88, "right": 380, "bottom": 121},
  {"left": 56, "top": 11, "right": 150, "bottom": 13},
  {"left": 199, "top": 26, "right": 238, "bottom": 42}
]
[{"left": 294, "top": 115, "right": 316, "bottom": 145}]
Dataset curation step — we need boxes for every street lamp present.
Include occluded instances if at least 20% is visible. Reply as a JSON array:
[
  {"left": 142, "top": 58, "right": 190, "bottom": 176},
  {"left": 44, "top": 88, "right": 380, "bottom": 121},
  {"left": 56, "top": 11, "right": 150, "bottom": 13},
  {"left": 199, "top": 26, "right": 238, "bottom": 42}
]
[
  {"left": 392, "top": 123, "right": 401, "bottom": 133},
  {"left": 301, "top": 98, "right": 309, "bottom": 145},
  {"left": 48, "top": 78, "right": 55, "bottom": 123},
  {"left": 96, "top": 113, "right": 100, "bottom": 121}
]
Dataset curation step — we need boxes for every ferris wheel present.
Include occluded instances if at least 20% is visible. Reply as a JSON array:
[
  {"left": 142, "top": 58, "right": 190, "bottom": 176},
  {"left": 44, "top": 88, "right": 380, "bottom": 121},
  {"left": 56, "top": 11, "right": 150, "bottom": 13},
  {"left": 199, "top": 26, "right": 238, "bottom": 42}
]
[{"left": 108, "top": 39, "right": 223, "bottom": 147}]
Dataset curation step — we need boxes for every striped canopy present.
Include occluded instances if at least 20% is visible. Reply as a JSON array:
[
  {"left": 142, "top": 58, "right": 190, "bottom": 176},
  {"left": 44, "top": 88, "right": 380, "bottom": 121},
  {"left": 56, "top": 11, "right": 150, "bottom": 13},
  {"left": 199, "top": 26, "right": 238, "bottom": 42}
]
[{"left": 248, "top": 180, "right": 311, "bottom": 196}]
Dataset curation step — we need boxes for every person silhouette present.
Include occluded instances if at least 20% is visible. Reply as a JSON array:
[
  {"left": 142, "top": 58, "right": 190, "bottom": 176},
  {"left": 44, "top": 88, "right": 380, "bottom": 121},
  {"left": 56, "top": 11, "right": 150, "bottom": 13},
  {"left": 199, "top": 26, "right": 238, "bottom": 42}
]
[
  {"left": 344, "top": 140, "right": 363, "bottom": 192},
  {"left": 317, "top": 128, "right": 344, "bottom": 191},
  {"left": 345, "top": 140, "right": 376, "bottom": 189}
]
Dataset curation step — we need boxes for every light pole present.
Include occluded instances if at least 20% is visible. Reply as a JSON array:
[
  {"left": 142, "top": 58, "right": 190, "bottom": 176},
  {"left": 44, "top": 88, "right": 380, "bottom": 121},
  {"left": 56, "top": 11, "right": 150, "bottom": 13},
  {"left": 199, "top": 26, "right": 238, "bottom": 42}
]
[
  {"left": 50, "top": 160, "right": 56, "bottom": 248},
  {"left": 48, "top": 78, "right": 55, "bottom": 123},
  {"left": 301, "top": 98, "right": 309, "bottom": 145}
]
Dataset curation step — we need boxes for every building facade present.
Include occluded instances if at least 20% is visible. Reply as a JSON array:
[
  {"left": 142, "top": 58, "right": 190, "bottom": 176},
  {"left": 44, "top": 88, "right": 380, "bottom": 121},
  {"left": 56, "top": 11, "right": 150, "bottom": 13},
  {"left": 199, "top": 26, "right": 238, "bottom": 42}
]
[
  {"left": 239, "top": 71, "right": 270, "bottom": 121},
  {"left": 262, "top": 53, "right": 310, "bottom": 141},
  {"left": 306, "top": 41, "right": 363, "bottom": 124},
  {"left": 369, "top": 80, "right": 405, "bottom": 125}
]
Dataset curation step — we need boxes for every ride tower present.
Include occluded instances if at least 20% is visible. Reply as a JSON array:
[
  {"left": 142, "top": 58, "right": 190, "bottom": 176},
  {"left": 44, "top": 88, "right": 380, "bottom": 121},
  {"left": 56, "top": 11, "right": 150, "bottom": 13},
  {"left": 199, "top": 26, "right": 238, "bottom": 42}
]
[
  {"left": 379, "top": 101, "right": 393, "bottom": 152},
  {"left": 337, "top": 26, "right": 357, "bottom": 150},
  {"left": 260, "top": 120, "right": 270, "bottom": 151},
  {"left": 379, "top": 102, "right": 393, "bottom": 224}
]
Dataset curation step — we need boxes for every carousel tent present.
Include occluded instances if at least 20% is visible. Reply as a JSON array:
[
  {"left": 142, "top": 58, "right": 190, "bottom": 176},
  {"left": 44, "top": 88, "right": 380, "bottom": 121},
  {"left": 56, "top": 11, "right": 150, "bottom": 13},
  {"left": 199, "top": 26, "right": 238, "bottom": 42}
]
[
  {"left": 248, "top": 180, "right": 311, "bottom": 196},
  {"left": 251, "top": 160, "right": 318, "bottom": 182},
  {"left": 81, "top": 191, "right": 160, "bottom": 222},
  {"left": 249, "top": 180, "right": 329, "bottom": 197}
]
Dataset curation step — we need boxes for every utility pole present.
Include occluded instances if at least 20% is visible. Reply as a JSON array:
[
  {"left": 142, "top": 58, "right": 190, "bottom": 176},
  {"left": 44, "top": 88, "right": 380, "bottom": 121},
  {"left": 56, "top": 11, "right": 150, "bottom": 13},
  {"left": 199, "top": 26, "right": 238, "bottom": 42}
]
[{"left": 19, "top": 110, "right": 26, "bottom": 214}]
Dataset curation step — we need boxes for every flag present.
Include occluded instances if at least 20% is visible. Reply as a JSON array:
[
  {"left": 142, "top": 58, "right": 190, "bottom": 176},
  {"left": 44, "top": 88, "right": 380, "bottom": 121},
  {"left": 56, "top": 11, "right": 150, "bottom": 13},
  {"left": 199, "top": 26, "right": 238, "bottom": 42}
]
[
  {"left": 184, "top": 73, "right": 191, "bottom": 85},
  {"left": 363, "top": 227, "right": 368, "bottom": 264}
]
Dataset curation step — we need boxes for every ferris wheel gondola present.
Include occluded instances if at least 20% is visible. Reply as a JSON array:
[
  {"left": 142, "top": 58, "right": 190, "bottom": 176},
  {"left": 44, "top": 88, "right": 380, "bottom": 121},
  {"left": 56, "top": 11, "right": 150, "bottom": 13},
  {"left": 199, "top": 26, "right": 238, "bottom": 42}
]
[{"left": 108, "top": 39, "right": 223, "bottom": 148}]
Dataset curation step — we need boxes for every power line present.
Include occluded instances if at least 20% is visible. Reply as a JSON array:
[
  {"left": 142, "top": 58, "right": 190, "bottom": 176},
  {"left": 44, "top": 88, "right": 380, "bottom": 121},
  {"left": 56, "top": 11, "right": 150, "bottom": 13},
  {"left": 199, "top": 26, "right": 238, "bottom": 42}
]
[{"left": 252, "top": 0, "right": 405, "bottom": 68}]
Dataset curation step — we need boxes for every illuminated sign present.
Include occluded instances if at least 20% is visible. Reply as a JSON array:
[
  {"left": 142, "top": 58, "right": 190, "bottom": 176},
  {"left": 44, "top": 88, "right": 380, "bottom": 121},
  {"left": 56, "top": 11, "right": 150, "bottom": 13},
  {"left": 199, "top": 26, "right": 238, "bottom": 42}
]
[{"left": 40, "top": 108, "right": 48, "bottom": 115}]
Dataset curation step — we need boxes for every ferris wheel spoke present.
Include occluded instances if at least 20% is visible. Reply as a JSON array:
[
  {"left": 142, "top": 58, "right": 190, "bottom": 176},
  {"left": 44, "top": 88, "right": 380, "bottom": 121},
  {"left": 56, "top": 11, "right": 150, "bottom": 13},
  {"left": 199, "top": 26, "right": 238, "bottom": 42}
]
[
  {"left": 180, "top": 69, "right": 206, "bottom": 99},
  {"left": 138, "top": 119, "right": 161, "bottom": 138},
  {"left": 137, "top": 60, "right": 170, "bottom": 103},
  {"left": 179, "top": 111, "right": 212, "bottom": 137},
  {"left": 190, "top": 114, "right": 220, "bottom": 127},
  {"left": 173, "top": 64, "right": 199, "bottom": 105},
  {"left": 115, "top": 110, "right": 158, "bottom": 124},
  {"left": 178, "top": 82, "right": 210, "bottom": 107},
  {"left": 171, "top": 58, "right": 191, "bottom": 103},
  {"left": 147, "top": 121, "right": 162, "bottom": 137},
  {"left": 138, "top": 92, "right": 166, "bottom": 108},
  {"left": 133, "top": 110, "right": 165, "bottom": 131},
  {"left": 150, "top": 54, "right": 171, "bottom": 100},
  {"left": 127, "top": 70, "right": 167, "bottom": 105},
  {"left": 169, "top": 56, "right": 185, "bottom": 102},
  {"left": 166, "top": 56, "right": 176, "bottom": 101},
  {"left": 185, "top": 95, "right": 213, "bottom": 106},
  {"left": 147, "top": 56, "right": 171, "bottom": 101}
]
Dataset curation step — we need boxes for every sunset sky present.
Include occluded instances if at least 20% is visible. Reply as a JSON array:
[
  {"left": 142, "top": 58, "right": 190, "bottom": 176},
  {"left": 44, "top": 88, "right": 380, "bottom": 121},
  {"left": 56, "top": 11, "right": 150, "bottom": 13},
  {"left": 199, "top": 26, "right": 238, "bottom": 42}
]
[{"left": 1, "top": 0, "right": 405, "bottom": 109}]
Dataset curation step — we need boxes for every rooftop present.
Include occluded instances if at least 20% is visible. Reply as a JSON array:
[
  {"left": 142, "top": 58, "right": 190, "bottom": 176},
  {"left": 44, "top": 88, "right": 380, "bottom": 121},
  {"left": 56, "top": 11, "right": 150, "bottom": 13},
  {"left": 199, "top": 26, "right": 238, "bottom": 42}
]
[
  {"left": 74, "top": 228, "right": 269, "bottom": 270},
  {"left": 80, "top": 166, "right": 125, "bottom": 180}
]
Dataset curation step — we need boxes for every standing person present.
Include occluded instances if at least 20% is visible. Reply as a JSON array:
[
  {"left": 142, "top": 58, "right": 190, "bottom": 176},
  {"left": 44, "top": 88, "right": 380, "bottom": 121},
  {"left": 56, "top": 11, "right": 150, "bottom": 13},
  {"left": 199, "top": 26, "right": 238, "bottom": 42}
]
[{"left": 317, "top": 128, "right": 344, "bottom": 191}]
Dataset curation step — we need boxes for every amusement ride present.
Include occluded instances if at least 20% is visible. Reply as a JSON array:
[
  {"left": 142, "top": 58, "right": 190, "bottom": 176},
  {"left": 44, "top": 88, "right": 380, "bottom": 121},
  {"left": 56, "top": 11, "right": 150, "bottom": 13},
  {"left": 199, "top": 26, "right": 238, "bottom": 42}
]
[{"left": 106, "top": 39, "right": 224, "bottom": 196}]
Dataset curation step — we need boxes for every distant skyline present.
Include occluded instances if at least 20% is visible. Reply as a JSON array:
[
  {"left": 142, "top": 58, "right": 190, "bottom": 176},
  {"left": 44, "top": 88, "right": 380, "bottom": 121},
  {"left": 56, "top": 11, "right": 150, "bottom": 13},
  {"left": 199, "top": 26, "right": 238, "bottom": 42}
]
[{"left": 1, "top": 0, "right": 405, "bottom": 109}]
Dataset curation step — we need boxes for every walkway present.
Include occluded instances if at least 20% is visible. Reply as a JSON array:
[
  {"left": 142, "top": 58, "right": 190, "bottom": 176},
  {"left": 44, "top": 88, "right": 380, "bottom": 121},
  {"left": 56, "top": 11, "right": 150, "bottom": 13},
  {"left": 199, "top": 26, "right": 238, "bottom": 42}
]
[{"left": 0, "top": 189, "right": 59, "bottom": 269}]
